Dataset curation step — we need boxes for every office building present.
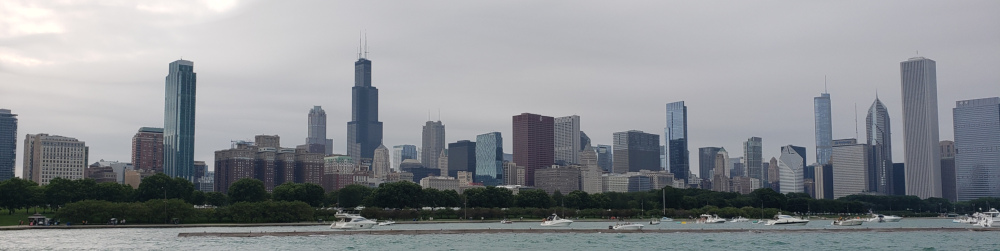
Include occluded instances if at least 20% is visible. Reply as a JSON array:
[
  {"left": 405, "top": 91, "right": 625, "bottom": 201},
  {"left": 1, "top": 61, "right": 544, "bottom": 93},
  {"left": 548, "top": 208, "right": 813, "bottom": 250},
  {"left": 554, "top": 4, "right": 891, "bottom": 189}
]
[
  {"left": 940, "top": 140, "right": 957, "bottom": 202},
  {"left": 421, "top": 120, "right": 446, "bottom": 170},
  {"left": 612, "top": 130, "right": 660, "bottom": 173},
  {"left": 831, "top": 139, "right": 872, "bottom": 198},
  {"left": 392, "top": 145, "right": 417, "bottom": 172},
  {"left": 554, "top": 115, "right": 581, "bottom": 165},
  {"left": 214, "top": 138, "right": 324, "bottom": 193},
  {"left": 900, "top": 57, "right": 942, "bottom": 199},
  {"left": 132, "top": 127, "right": 163, "bottom": 173},
  {"left": 713, "top": 149, "right": 730, "bottom": 192},
  {"left": 815, "top": 92, "right": 833, "bottom": 165},
  {"left": 769, "top": 157, "right": 780, "bottom": 190},
  {"left": 420, "top": 176, "right": 460, "bottom": 192},
  {"left": 954, "top": 97, "right": 1000, "bottom": 201},
  {"left": 730, "top": 157, "right": 745, "bottom": 177},
  {"left": 346, "top": 54, "right": 384, "bottom": 162},
  {"left": 437, "top": 150, "right": 448, "bottom": 177},
  {"left": 698, "top": 147, "right": 722, "bottom": 182},
  {"left": 163, "top": 59, "right": 197, "bottom": 182},
  {"left": 373, "top": 144, "right": 390, "bottom": 180},
  {"left": 0, "top": 109, "right": 16, "bottom": 181},
  {"left": 778, "top": 145, "right": 806, "bottom": 194},
  {"left": 475, "top": 132, "right": 503, "bottom": 186},
  {"left": 502, "top": 161, "right": 525, "bottom": 186},
  {"left": 596, "top": 144, "right": 613, "bottom": 172},
  {"left": 306, "top": 106, "right": 334, "bottom": 155},
  {"left": 580, "top": 144, "right": 603, "bottom": 193},
  {"left": 866, "top": 97, "right": 894, "bottom": 195},
  {"left": 447, "top": 140, "right": 476, "bottom": 178},
  {"left": 744, "top": 137, "right": 764, "bottom": 187},
  {"left": 23, "top": 134, "right": 88, "bottom": 185},
  {"left": 665, "top": 101, "right": 689, "bottom": 182},
  {"left": 512, "top": 113, "right": 554, "bottom": 186},
  {"left": 535, "top": 165, "right": 581, "bottom": 195}
]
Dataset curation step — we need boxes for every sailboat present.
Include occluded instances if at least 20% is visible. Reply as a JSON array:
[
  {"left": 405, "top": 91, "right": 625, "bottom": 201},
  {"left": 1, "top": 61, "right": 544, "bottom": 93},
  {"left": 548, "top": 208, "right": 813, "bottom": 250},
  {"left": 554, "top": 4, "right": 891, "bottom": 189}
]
[{"left": 659, "top": 188, "right": 673, "bottom": 222}]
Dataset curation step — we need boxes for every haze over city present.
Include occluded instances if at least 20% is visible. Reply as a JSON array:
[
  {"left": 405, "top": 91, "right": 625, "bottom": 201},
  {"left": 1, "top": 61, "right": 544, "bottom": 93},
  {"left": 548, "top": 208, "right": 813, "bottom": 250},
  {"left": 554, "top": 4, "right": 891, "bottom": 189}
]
[{"left": 2, "top": 0, "right": 998, "bottom": 178}]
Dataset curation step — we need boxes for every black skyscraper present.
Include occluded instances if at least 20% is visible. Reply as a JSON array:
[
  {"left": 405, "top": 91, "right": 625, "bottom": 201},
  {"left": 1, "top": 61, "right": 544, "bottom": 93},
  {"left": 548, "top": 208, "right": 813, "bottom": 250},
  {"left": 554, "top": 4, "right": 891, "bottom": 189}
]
[{"left": 346, "top": 53, "right": 383, "bottom": 161}]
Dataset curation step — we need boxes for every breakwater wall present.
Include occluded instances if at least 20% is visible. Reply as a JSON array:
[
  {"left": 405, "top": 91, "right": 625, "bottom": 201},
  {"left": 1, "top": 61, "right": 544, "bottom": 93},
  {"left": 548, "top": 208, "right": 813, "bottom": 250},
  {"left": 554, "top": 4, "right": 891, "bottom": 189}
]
[{"left": 178, "top": 227, "right": 1000, "bottom": 237}]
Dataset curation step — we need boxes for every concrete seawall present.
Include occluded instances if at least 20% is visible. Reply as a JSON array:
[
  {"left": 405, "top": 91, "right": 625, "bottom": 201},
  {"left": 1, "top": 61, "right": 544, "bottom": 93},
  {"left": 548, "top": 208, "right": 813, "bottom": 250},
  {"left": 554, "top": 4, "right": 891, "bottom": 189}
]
[{"left": 178, "top": 227, "right": 1000, "bottom": 237}]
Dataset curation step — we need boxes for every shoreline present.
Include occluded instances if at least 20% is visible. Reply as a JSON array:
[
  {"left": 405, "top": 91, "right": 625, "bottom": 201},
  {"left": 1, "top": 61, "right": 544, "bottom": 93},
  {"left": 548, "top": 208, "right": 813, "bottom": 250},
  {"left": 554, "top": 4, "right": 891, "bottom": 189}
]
[{"left": 178, "top": 227, "right": 1000, "bottom": 237}]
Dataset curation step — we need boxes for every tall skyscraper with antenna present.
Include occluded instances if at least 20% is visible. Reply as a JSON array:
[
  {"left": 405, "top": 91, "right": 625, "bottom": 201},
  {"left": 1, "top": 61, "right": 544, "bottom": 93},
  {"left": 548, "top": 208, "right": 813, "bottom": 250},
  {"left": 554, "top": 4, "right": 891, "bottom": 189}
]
[
  {"left": 814, "top": 85, "right": 832, "bottom": 165},
  {"left": 306, "top": 106, "right": 333, "bottom": 154},
  {"left": 346, "top": 36, "right": 383, "bottom": 161},
  {"left": 866, "top": 96, "right": 893, "bottom": 195}
]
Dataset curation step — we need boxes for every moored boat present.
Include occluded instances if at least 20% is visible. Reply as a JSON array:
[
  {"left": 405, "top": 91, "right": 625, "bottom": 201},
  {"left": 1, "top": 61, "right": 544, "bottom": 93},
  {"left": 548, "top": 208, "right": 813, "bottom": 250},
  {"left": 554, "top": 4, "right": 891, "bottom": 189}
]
[
  {"left": 765, "top": 214, "right": 809, "bottom": 226},
  {"left": 330, "top": 213, "right": 377, "bottom": 230},
  {"left": 540, "top": 213, "right": 573, "bottom": 227},
  {"left": 611, "top": 222, "right": 644, "bottom": 230}
]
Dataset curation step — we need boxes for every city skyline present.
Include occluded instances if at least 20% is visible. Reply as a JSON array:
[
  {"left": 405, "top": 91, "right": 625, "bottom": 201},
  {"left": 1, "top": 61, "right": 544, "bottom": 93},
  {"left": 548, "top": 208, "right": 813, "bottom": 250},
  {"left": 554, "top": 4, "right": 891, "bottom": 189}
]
[{"left": 2, "top": 1, "right": 999, "bottom": 180}]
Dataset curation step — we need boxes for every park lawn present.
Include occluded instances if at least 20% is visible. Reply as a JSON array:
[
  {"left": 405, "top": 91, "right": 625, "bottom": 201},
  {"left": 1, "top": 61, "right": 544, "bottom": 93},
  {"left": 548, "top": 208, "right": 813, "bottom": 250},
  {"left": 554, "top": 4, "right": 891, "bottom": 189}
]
[{"left": 0, "top": 208, "right": 55, "bottom": 226}]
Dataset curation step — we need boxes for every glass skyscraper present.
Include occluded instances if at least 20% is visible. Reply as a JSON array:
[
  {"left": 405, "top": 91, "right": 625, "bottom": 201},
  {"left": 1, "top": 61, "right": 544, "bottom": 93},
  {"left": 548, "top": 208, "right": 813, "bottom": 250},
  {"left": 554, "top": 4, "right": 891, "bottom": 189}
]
[
  {"left": 665, "top": 101, "right": 689, "bottom": 182},
  {"left": 554, "top": 115, "right": 581, "bottom": 165},
  {"left": 347, "top": 56, "right": 383, "bottom": 161},
  {"left": 900, "top": 57, "right": 941, "bottom": 199},
  {"left": 814, "top": 92, "right": 832, "bottom": 165},
  {"left": 953, "top": 97, "right": 1000, "bottom": 201},
  {"left": 0, "top": 109, "right": 16, "bottom": 181},
  {"left": 163, "top": 60, "right": 197, "bottom": 182},
  {"left": 306, "top": 106, "right": 333, "bottom": 155},
  {"left": 778, "top": 145, "right": 806, "bottom": 194},
  {"left": 613, "top": 130, "right": 660, "bottom": 174},
  {"left": 744, "top": 137, "right": 764, "bottom": 187},
  {"left": 596, "top": 144, "right": 613, "bottom": 172},
  {"left": 866, "top": 97, "right": 893, "bottom": 195},
  {"left": 475, "top": 132, "right": 503, "bottom": 186}
]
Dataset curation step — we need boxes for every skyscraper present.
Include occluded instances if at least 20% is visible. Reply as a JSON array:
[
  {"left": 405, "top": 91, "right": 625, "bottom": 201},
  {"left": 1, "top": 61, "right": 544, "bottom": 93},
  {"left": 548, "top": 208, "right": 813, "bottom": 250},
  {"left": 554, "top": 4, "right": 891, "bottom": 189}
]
[
  {"left": 596, "top": 144, "right": 613, "bottom": 172},
  {"left": 132, "top": 127, "right": 163, "bottom": 172},
  {"left": 665, "top": 101, "right": 689, "bottom": 182},
  {"left": 447, "top": 140, "right": 476, "bottom": 178},
  {"left": 306, "top": 106, "right": 333, "bottom": 155},
  {"left": 23, "top": 134, "right": 88, "bottom": 185},
  {"left": 164, "top": 59, "right": 197, "bottom": 182},
  {"left": 940, "top": 140, "right": 957, "bottom": 202},
  {"left": 831, "top": 139, "right": 871, "bottom": 198},
  {"left": 612, "top": 130, "right": 660, "bottom": 173},
  {"left": 866, "top": 97, "right": 894, "bottom": 195},
  {"left": 346, "top": 54, "right": 383, "bottom": 162},
  {"left": 475, "top": 132, "right": 503, "bottom": 186},
  {"left": 744, "top": 137, "right": 764, "bottom": 187},
  {"left": 580, "top": 144, "right": 602, "bottom": 194},
  {"left": 392, "top": 145, "right": 417, "bottom": 171},
  {"left": 373, "top": 144, "right": 390, "bottom": 180},
  {"left": 768, "top": 157, "right": 779, "bottom": 189},
  {"left": 954, "top": 97, "right": 1000, "bottom": 201},
  {"left": 815, "top": 92, "right": 832, "bottom": 165},
  {"left": 0, "top": 109, "right": 16, "bottom": 181},
  {"left": 512, "top": 113, "right": 554, "bottom": 186},
  {"left": 421, "top": 120, "right": 446, "bottom": 169},
  {"left": 554, "top": 115, "right": 581, "bottom": 165},
  {"left": 698, "top": 147, "right": 722, "bottom": 182},
  {"left": 900, "top": 57, "right": 942, "bottom": 199},
  {"left": 778, "top": 145, "right": 806, "bottom": 194}
]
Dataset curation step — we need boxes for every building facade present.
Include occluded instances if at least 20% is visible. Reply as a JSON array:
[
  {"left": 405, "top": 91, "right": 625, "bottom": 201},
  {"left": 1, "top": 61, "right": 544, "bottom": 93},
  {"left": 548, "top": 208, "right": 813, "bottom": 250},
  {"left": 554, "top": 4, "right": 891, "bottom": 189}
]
[
  {"left": 554, "top": 115, "right": 581, "bottom": 165},
  {"left": 579, "top": 145, "right": 603, "bottom": 193},
  {"left": 698, "top": 147, "right": 722, "bottom": 183},
  {"left": 132, "top": 127, "right": 163, "bottom": 173},
  {"left": 475, "top": 132, "right": 503, "bottom": 186},
  {"left": 665, "top": 101, "right": 689, "bottom": 182},
  {"left": 346, "top": 56, "right": 384, "bottom": 162},
  {"left": 23, "top": 134, "right": 88, "bottom": 185},
  {"left": 940, "top": 140, "right": 957, "bottom": 202},
  {"left": 744, "top": 137, "right": 764, "bottom": 187},
  {"left": 421, "top": 121, "right": 446, "bottom": 170},
  {"left": 512, "top": 113, "right": 554, "bottom": 186},
  {"left": 306, "top": 106, "right": 334, "bottom": 155},
  {"left": 831, "top": 139, "right": 872, "bottom": 198},
  {"left": 214, "top": 138, "right": 324, "bottom": 193},
  {"left": 900, "top": 57, "right": 942, "bottom": 199},
  {"left": 778, "top": 145, "right": 806, "bottom": 194},
  {"left": 612, "top": 130, "right": 660, "bottom": 173},
  {"left": 596, "top": 144, "right": 613, "bottom": 172},
  {"left": 815, "top": 92, "right": 833, "bottom": 165},
  {"left": 373, "top": 144, "right": 390, "bottom": 180},
  {"left": 866, "top": 97, "right": 894, "bottom": 195},
  {"left": 163, "top": 59, "right": 197, "bottom": 182},
  {"left": 0, "top": 109, "right": 16, "bottom": 181},
  {"left": 953, "top": 97, "right": 1000, "bottom": 201},
  {"left": 392, "top": 145, "right": 417, "bottom": 172},
  {"left": 447, "top": 140, "right": 476, "bottom": 178}
]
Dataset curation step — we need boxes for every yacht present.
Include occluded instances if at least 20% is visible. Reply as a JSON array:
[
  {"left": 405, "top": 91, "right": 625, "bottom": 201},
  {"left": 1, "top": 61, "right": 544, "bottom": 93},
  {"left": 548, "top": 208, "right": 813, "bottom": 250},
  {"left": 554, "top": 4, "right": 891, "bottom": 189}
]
[
  {"left": 985, "top": 208, "right": 1000, "bottom": 220},
  {"left": 611, "top": 222, "right": 644, "bottom": 230},
  {"left": 540, "top": 213, "right": 573, "bottom": 227},
  {"left": 330, "top": 213, "right": 377, "bottom": 230},
  {"left": 500, "top": 219, "right": 513, "bottom": 224},
  {"left": 868, "top": 213, "right": 903, "bottom": 223},
  {"left": 649, "top": 218, "right": 661, "bottom": 225},
  {"left": 377, "top": 220, "right": 396, "bottom": 226},
  {"left": 765, "top": 214, "right": 809, "bottom": 226},
  {"left": 730, "top": 216, "right": 750, "bottom": 223},
  {"left": 832, "top": 218, "right": 864, "bottom": 226},
  {"left": 698, "top": 214, "right": 727, "bottom": 224}
]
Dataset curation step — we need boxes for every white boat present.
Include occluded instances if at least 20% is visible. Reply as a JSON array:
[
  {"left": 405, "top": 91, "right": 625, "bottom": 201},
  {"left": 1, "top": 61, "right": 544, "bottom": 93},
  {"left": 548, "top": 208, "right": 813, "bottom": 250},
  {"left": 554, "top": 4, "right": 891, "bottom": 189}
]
[
  {"left": 832, "top": 218, "right": 864, "bottom": 226},
  {"left": 377, "top": 220, "right": 395, "bottom": 226},
  {"left": 500, "top": 219, "right": 513, "bottom": 224},
  {"left": 868, "top": 213, "right": 902, "bottom": 223},
  {"left": 611, "top": 222, "right": 644, "bottom": 230},
  {"left": 649, "top": 219, "right": 660, "bottom": 225},
  {"left": 985, "top": 208, "right": 1000, "bottom": 220},
  {"left": 730, "top": 216, "right": 750, "bottom": 223},
  {"left": 765, "top": 214, "right": 809, "bottom": 226},
  {"left": 698, "top": 214, "right": 727, "bottom": 224},
  {"left": 540, "top": 213, "right": 573, "bottom": 227},
  {"left": 660, "top": 217, "right": 674, "bottom": 222},
  {"left": 330, "top": 213, "right": 377, "bottom": 230}
]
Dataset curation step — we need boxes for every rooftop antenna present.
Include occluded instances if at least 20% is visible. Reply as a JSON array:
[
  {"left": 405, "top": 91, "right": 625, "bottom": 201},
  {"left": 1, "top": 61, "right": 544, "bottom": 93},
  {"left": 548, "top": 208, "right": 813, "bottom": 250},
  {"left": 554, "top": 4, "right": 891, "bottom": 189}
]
[
  {"left": 854, "top": 103, "right": 859, "bottom": 139},
  {"left": 438, "top": 108, "right": 441, "bottom": 121},
  {"left": 824, "top": 75, "right": 828, "bottom": 93},
  {"left": 358, "top": 30, "right": 362, "bottom": 59},
  {"left": 364, "top": 31, "right": 369, "bottom": 59}
]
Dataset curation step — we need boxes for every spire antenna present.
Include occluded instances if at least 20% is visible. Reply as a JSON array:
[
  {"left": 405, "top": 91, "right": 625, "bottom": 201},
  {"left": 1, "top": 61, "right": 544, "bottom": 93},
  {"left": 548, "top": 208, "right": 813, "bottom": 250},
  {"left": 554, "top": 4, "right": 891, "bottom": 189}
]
[
  {"left": 854, "top": 103, "right": 859, "bottom": 139},
  {"left": 358, "top": 30, "right": 362, "bottom": 59},
  {"left": 364, "top": 31, "right": 369, "bottom": 59},
  {"left": 824, "top": 75, "right": 828, "bottom": 93}
]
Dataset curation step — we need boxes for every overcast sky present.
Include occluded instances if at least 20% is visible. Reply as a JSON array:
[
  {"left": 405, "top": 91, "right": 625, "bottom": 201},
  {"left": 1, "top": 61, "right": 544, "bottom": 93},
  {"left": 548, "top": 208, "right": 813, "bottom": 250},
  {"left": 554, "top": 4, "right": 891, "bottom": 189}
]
[{"left": 2, "top": 0, "right": 999, "bottom": 177}]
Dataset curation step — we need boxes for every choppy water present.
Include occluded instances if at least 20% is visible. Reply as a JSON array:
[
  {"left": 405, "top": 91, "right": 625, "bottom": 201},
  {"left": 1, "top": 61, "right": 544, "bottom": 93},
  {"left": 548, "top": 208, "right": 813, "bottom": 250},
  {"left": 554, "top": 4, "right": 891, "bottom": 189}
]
[{"left": 2, "top": 219, "right": 999, "bottom": 250}]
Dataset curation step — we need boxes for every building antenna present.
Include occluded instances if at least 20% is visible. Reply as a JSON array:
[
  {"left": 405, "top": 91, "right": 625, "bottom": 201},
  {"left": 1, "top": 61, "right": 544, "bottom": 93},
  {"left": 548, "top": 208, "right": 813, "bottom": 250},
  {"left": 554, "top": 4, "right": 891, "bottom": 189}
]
[
  {"left": 824, "top": 75, "right": 828, "bottom": 93},
  {"left": 854, "top": 103, "right": 859, "bottom": 139},
  {"left": 438, "top": 108, "right": 441, "bottom": 121},
  {"left": 364, "top": 31, "right": 369, "bottom": 59},
  {"left": 358, "top": 30, "right": 362, "bottom": 59}
]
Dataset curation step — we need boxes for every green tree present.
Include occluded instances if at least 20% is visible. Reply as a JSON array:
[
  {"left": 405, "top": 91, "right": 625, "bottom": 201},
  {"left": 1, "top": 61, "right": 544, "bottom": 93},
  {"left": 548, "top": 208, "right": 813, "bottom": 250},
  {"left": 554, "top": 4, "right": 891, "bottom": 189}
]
[
  {"left": 228, "top": 178, "right": 268, "bottom": 203},
  {"left": 44, "top": 177, "right": 81, "bottom": 209},
  {"left": 190, "top": 190, "right": 206, "bottom": 205},
  {"left": 204, "top": 192, "right": 228, "bottom": 206},
  {"left": 336, "top": 184, "right": 372, "bottom": 208},
  {"left": 371, "top": 181, "right": 423, "bottom": 209},
  {"left": 564, "top": 190, "right": 593, "bottom": 209},
  {"left": 750, "top": 188, "right": 787, "bottom": 210},
  {"left": 94, "top": 182, "right": 133, "bottom": 202},
  {"left": 0, "top": 178, "right": 39, "bottom": 214},
  {"left": 515, "top": 189, "right": 551, "bottom": 208},
  {"left": 134, "top": 173, "right": 195, "bottom": 202},
  {"left": 273, "top": 182, "right": 327, "bottom": 207}
]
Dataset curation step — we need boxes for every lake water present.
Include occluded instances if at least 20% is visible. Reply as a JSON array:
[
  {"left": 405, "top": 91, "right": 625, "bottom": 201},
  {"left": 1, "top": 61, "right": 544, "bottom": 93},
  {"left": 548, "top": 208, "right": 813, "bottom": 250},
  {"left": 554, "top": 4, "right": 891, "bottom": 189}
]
[{"left": 2, "top": 219, "right": 999, "bottom": 250}]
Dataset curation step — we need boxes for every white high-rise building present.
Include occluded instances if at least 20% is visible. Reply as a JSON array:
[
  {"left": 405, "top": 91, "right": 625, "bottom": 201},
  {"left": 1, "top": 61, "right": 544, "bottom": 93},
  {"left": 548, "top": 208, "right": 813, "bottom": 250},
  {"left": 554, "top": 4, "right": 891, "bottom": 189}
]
[
  {"left": 778, "top": 145, "right": 806, "bottom": 194},
  {"left": 831, "top": 139, "right": 871, "bottom": 199},
  {"left": 23, "top": 134, "right": 88, "bottom": 185},
  {"left": 954, "top": 97, "right": 1000, "bottom": 201},
  {"left": 580, "top": 144, "right": 602, "bottom": 194},
  {"left": 554, "top": 115, "right": 581, "bottom": 165},
  {"left": 900, "top": 57, "right": 942, "bottom": 199},
  {"left": 373, "top": 144, "right": 390, "bottom": 180}
]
